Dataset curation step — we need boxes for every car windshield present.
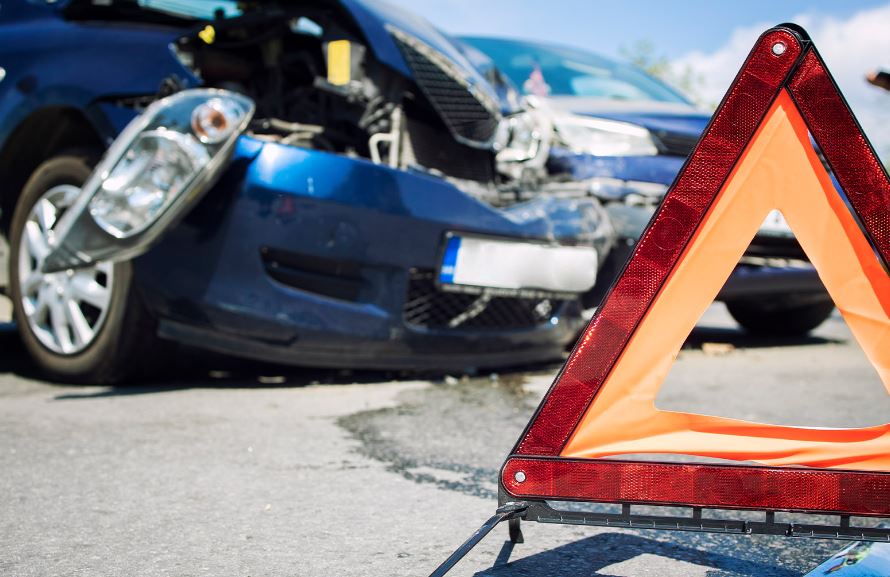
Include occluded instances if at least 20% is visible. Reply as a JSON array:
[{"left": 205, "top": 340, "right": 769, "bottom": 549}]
[
  {"left": 136, "top": 0, "right": 241, "bottom": 20},
  {"left": 461, "top": 37, "right": 690, "bottom": 104}
]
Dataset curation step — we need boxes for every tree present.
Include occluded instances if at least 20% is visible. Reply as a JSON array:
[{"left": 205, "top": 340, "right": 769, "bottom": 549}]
[{"left": 620, "top": 40, "right": 712, "bottom": 109}]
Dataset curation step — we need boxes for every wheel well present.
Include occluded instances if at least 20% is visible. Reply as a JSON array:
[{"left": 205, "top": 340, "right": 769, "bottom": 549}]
[{"left": 0, "top": 107, "right": 105, "bottom": 235}]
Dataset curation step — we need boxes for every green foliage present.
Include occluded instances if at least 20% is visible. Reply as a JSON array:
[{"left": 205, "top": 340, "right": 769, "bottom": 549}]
[{"left": 620, "top": 40, "right": 714, "bottom": 110}]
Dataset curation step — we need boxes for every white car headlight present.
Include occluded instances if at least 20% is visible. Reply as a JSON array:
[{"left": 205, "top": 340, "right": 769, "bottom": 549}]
[
  {"left": 88, "top": 90, "right": 253, "bottom": 238},
  {"left": 553, "top": 114, "right": 658, "bottom": 157},
  {"left": 89, "top": 130, "right": 211, "bottom": 237},
  {"left": 42, "top": 88, "right": 255, "bottom": 273}
]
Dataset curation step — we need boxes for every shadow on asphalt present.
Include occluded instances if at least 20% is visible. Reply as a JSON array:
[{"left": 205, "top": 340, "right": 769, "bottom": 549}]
[
  {"left": 683, "top": 325, "right": 841, "bottom": 350},
  {"left": 0, "top": 322, "right": 419, "bottom": 397},
  {"left": 0, "top": 316, "right": 844, "bottom": 399},
  {"left": 0, "top": 325, "right": 561, "bottom": 399},
  {"left": 476, "top": 532, "right": 799, "bottom": 577}
]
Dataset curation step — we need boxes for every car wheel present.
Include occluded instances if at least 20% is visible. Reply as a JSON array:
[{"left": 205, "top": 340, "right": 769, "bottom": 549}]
[
  {"left": 726, "top": 298, "right": 835, "bottom": 336},
  {"left": 8, "top": 153, "right": 157, "bottom": 383}
]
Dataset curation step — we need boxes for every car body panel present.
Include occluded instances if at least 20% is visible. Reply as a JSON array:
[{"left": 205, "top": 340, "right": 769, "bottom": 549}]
[
  {"left": 547, "top": 96, "right": 710, "bottom": 132},
  {"left": 0, "top": 13, "right": 196, "bottom": 153},
  {"left": 543, "top": 97, "right": 710, "bottom": 186},
  {"left": 548, "top": 148, "right": 686, "bottom": 186},
  {"left": 131, "top": 137, "right": 606, "bottom": 367},
  {"left": 803, "top": 541, "right": 890, "bottom": 576}
]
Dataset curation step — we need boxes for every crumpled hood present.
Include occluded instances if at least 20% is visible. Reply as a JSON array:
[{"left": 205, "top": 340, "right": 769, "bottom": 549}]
[
  {"left": 339, "top": 0, "right": 511, "bottom": 113},
  {"left": 546, "top": 96, "right": 711, "bottom": 137}
]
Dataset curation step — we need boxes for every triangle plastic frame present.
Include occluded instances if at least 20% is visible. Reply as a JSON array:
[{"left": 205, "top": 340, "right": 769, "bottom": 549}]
[
  {"left": 501, "top": 23, "right": 890, "bottom": 520},
  {"left": 426, "top": 24, "right": 890, "bottom": 577}
]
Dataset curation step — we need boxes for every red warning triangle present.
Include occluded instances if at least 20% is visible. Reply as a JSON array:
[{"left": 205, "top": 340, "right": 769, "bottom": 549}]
[{"left": 501, "top": 25, "right": 890, "bottom": 516}]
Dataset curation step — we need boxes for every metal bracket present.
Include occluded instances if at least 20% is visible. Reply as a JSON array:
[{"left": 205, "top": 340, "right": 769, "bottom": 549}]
[
  {"left": 508, "top": 516, "right": 524, "bottom": 544},
  {"left": 512, "top": 497, "right": 890, "bottom": 543},
  {"left": 427, "top": 501, "right": 528, "bottom": 577},
  {"left": 427, "top": 493, "right": 890, "bottom": 577}
]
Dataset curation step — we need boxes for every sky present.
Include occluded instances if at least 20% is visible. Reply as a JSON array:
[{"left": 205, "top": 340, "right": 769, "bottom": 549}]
[{"left": 386, "top": 0, "right": 890, "bottom": 160}]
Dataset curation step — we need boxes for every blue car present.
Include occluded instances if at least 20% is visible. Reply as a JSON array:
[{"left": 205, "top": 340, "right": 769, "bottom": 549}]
[
  {"left": 0, "top": 1, "right": 615, "bottom": 382},
  {"left": 462, "top": 37, "right": 833, "bottom": 335}
]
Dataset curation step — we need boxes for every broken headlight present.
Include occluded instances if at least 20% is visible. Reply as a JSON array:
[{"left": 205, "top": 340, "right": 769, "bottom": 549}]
[
  {"left": 553, "top": 114, "right": 658, "bottom": 157},
  {"left": 41, "top": 89, "right": 255, "bottom": 273},
  {"left": 495, "top": 105, "right": 553, "bottom": 180},
  {"left": 89, "top": 92, "right": 253, "bottom": 238}
]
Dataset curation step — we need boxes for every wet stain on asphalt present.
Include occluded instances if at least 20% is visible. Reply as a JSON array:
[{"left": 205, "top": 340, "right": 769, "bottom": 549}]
[
  {"left": 339, "top": 369, "right": 844, "bottom": 576},
  {"left": 339, "top": 371, "right": 540, "bottom": 499}
]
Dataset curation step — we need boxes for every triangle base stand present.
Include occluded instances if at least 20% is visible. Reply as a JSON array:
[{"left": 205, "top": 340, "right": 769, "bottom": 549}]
[{"left": 427, "top": 491, "right": 890, "bottom": 577}]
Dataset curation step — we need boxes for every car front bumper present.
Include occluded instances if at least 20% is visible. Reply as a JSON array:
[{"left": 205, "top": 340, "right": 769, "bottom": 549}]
[{"left": 131, "top": 137, "right": 613, "bottom": 369}]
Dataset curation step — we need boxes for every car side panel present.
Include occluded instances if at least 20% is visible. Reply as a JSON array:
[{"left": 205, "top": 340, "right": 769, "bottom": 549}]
[{"left": 0, "top": 17, "right": 194, "bottom": 152}]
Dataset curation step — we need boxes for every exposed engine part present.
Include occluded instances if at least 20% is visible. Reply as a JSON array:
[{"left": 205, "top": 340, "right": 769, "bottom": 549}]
[
  {"left": 368, "top": 107, "right": 402, "bottom": 167},
  {"left": 164, "top": 5, "right": 567, "bottom": 209},
  {"left": 250, "top": 118, "right": 326, "bottom": 148}
]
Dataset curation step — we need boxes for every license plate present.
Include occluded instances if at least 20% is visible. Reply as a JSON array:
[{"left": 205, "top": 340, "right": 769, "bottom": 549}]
[
  {"left": 758, "top": 209, "right": 793, "bottom": 237},
  {"left": 438, "top": 234, "right": 598, "bottom": 294}
]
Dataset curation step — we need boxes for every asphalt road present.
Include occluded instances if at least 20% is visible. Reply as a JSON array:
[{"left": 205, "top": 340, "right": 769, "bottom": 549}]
[{"left": 1, "top": 301, "right": 885, "bottom": 577}]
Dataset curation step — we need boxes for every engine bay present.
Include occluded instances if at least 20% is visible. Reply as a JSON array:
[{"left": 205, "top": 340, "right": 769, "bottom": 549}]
[
  {"left": 67, "top": 1, "right": 586, "bottom": 207},
  {"left": 169, "top": 5, "right": 573, "bottom": 204}
]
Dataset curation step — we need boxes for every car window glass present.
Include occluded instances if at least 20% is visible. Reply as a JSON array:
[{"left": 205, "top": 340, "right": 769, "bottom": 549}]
[
  {"left": 463, "top": 37, "right": 690, "bottom": 104},
  {"left": 136, "top": 0, "right": 241, "bottom": 20}
]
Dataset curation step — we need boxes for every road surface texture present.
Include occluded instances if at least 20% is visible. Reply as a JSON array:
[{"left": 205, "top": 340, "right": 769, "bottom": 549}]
[{"left": 1, "top": 301, "right": 885, "bottom": 577}]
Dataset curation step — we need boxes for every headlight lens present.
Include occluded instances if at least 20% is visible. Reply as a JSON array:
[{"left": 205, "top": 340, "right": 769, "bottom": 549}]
[
  {"left": 553, "top": 115, "right": 658, "bottom": 156},
  {"left": 495, "top": 103, "right": 553, "bottom": 181},
  {"left": 87, "top": 90, "right": 253, "bottom": 238},
  {"left": 496, "top": 111, "right": 543, "bottom": 163},
  {"left": 89, "top": 130, "right": 210, "bottom": 237}
]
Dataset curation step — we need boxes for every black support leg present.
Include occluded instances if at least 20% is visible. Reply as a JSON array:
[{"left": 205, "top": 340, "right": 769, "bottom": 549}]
[{"left": 427, "top": 502, "right": 528, "bottom": 577}]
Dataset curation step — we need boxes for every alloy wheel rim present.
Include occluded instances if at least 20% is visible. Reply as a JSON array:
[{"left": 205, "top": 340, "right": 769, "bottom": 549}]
[{"left": 17, "top": 184, "right": 115, "bottom": 355}]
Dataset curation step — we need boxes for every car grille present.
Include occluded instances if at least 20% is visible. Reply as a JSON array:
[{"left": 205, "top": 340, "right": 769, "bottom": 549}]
[
  {"left": 390, "top": 28, "right": 500, "bottom": 146},
  {"left": 405, "top": 117, "right": 495, "bottom": 182},
  {"left": 653, "top": 130, "right": 700, "bottom": 157},
  {"left": 404, "top": 270, "right": 567, "bottom": 330}
]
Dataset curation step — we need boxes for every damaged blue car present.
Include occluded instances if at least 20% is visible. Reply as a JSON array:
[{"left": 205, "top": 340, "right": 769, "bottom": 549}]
[
  {"left": 0, "top": 0, "right": 615, "bottom": 382},
  {"left": 463, "top": 36, "right": 834, "bottom": 336}
]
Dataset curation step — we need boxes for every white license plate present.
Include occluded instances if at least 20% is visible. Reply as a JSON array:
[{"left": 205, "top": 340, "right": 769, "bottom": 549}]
[
  {"left": 438, "top": 234, "right": 598, "bottom": 294},
  {"left": 759, "top": 209, "right": 793, "bottom": 236}
]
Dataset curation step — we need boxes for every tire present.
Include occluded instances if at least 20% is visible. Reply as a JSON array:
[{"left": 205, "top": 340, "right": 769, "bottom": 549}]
[
  {"left": 726, "top": 298, "right": 835, "bottom": 336},
  {"left": 8, "top": 152, "right": 157, "bottom": 384}
]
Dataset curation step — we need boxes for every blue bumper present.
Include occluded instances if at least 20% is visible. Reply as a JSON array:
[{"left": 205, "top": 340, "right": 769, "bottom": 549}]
[{"left": 132, "top": 137, "right": 614, "bottom": 369}]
